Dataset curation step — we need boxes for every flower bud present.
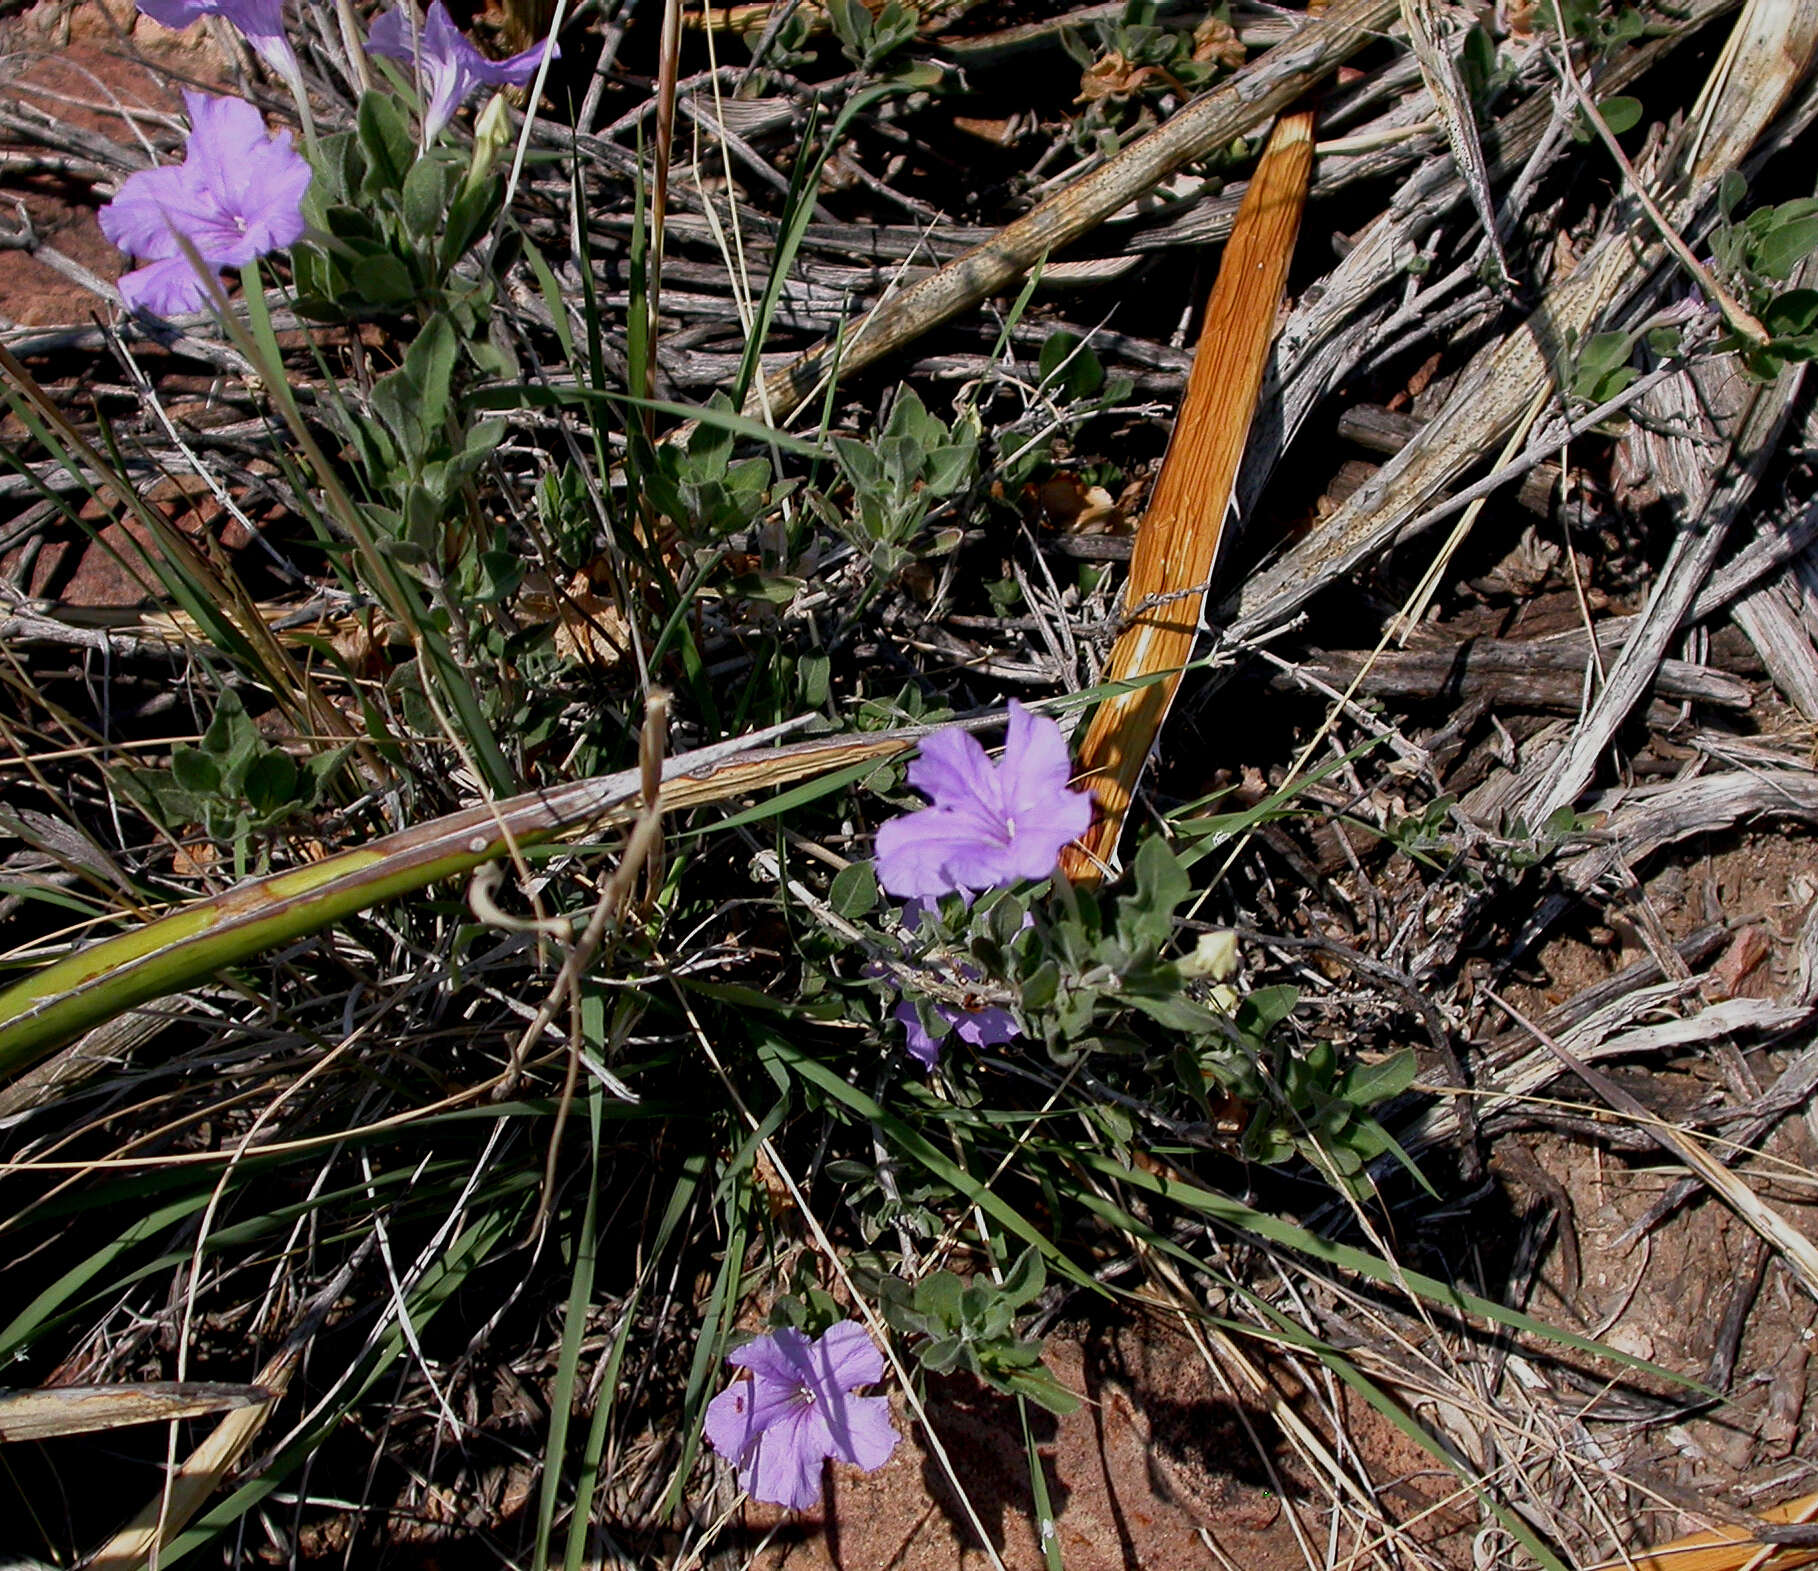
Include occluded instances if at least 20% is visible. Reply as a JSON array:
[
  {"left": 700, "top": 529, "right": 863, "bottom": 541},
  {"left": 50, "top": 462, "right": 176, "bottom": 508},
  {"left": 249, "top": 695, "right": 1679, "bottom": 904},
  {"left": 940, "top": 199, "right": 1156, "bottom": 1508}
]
[
  {"left": 1179, "top": 930, "right": 1239, "bottom": 983},
  {"left": 469, "top": 91, "right": 513, "bottom": 186}
]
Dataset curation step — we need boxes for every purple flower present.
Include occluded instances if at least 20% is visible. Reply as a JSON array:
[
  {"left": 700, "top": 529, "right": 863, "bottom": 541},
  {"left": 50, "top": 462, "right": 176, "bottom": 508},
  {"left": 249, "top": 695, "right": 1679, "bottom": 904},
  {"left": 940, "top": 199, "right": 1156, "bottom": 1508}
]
[
  {"left": 368, "top": 1, "right": 558, "bottom": 143},
  {"left": 703, "top": 1320, "right": 900, "bottom": 1510},
  {"left": 887, "top": 899, "right": 1023, "bottom": 1070},
  {"left": 135, "top": 0, "right": 299, "bottom": 82},
  {"left": 875, "top": 701, "right": 1092, "bottom": 899},
  {"left": 894, "top": 994, "right": 1019, "bottom": 1070},
  {"left": 99, "top": 91, "right": 311, "bottom": 317}
]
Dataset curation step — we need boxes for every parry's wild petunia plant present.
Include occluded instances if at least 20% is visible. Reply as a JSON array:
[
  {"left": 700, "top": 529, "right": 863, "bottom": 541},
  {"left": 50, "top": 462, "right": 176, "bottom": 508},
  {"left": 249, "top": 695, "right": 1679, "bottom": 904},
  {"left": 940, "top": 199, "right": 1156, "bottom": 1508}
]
[
  {"left": 875, "top": 700, "right": 1093, "bottom": 899},
  {"left": 41, "top": 0, "right": 1441, "bottom": 1554},
  {"left": 872, "top": 702, "right": 1089, "bottom": 1067}
]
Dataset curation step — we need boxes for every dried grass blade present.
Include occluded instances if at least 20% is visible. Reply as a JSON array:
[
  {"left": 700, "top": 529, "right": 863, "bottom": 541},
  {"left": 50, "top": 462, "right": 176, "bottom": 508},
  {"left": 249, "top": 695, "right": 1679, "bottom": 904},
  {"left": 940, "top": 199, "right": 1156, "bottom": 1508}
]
[
  {"left": 0, "top": 1382, "right": 269, "bottom": 1443},
  {"left": 1399, "top": 0, "right": 1510, "bottom": 284},
  {"left": 1490, "top": 990, "right": 1818, "bottom": 1301},
  {"left": 744, "top": 0, "right": 1395, "bottom": 424},
  {"left": 1685, "top": 0, "right": 1818, "bottom": 181},
  {"left": 0, "top": 723, "right": 917, "bottom": 1075},
  {"left": 86, "top": 1359, "right": 291, "bottom": 1570},
  {"left": 85, "top": 1241, "right": 376, "bottom": 1570},
  {"left": 1061, "top": 111, "right": 1314, "bottom": 881},
  {"left": 0, "top": 344, "right": 360, "bottom": 761},
  {"left": 1220, "top": 0, "right": 1818, "bottom": 667},
  {"left": 1515, "top": 352, "right": 1806, "bottom": 825}
]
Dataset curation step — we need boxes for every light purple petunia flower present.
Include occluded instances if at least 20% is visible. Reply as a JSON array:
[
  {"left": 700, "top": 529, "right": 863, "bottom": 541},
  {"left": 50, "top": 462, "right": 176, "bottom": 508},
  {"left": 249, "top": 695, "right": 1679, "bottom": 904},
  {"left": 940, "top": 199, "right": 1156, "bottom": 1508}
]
[
  {"left": 886, "top": 899, "right": 1023, "bottom": 1070},
  {"left": 875, "top": 701, "right": 1093, "bottom": 899},
  {"left": 99, "top": 91, "right": 312, "bottom": 317},
  {"left": 894, "top": 991, "right": 1019, "bottom": 1070},
  {"left": 703, "top": 1320, "right": 900, "bottom": 1510},
  {"left": 135, "top": 0, "right": 299, "bottom": 82},
  {"left": 367, "top": 1, "right": 558, "bottom": 143}
]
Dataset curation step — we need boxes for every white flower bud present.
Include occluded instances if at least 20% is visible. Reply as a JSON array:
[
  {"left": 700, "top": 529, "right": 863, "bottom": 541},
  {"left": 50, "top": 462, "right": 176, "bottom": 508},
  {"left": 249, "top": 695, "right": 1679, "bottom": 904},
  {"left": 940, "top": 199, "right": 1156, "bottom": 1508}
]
[{"left": 1179, "top": 930, "right": 1239, "bottom": 983}]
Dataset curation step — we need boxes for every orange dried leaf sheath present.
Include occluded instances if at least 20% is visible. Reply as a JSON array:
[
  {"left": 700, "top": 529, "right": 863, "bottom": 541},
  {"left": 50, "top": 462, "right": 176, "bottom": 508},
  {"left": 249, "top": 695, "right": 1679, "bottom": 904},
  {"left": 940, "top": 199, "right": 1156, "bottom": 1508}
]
[
  {"left": 1584, "top": 1492, "right": 1818, "bottom": 1571},
  {"left": 1062, "top": 111, "right": 1314, "bottom": 882}
]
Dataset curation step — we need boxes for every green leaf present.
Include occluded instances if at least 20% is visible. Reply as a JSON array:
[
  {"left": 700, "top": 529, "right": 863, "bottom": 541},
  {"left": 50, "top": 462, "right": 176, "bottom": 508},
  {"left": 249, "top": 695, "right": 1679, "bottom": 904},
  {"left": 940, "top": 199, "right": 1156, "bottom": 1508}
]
[
  {"left": 241, "top": 750, "right": 300, "bottom": 819},
  {"left": 170, "top": 747, "right": 221, "bottom": 799},
  {"left": 370, "top": 368, "right": 425, "bottom": 455},
  {"left": 916, "top": 1270, "right": 966, "bottom": 1326},
  {"left": 1038, "top": 330, "right": 1106, "bottom": 401},
  {"left": 1122, "top": 832, "right": 1189, "bottom": 949},
  {"left": 357, "top": 89, "right": 416, "bottom": 196},
  {"left": 1125, "top": 991, "right": 1228, "bottom": 1034},
  {"left": 1764, "top": 289, "right": 1818, "bottom": 338},
  {"left": 1758, "top": 213, "right": 1818, "bottom": 280},
  {"left": 1340, "top": 1048, "right": 1418, "bottom": 1107},
  {"left": 999, "top": 1365, "right": 1080, "bottom": 1416},
  {"left": 351, "top": 252, "right": 417, "bottom": 307},
  {"left": 320, "top": 129, "right": 365, "bottom": 205},
  {"left": 1020, "top": 959, "right": 1060, "bottom": 1011},
  {"left": 402, "top": 155, "right": 457, "bottom": 242},
  {"left": 1236, "top": 984, "right": 1298, "bottom": 1038},
  {"left": 404, "top": 313, "right": 459, "bottom": 434},
  {"left": 766, "top": 1034, "right": 1091, "bottom": 1284},
  {"left": 998, "top": 1246, "right": 1045, "bottom": 1309},
  {"left": 829, "top": 861, "right": 880, "bottom": 919},
  {"left": 1598, "top": 95, "right": 1643, "bottom": 135}
]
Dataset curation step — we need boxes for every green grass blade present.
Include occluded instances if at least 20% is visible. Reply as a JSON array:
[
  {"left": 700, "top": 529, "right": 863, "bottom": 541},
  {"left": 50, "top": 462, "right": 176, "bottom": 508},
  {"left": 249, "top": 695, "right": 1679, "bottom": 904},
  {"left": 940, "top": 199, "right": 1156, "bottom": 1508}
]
[
  {"left": 762, "top": 1032, "right": 1096, "bottom": 1288},
  {"left": 562, "top": 1152, "right": 706, "bottom": 1571},
  {"left": 1070, "top": 1149, "right": 1709, "bottom": 1392},
  {"left": 535, "top": 1083, "right": 601, "bottom": 1570}
]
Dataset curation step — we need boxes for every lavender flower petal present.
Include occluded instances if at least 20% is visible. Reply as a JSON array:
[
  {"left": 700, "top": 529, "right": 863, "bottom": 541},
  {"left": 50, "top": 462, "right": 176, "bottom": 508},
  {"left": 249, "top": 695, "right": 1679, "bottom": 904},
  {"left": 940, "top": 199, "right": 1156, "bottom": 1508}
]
[
  {"left": 893, "top": 1000, "right": 946, "bottom": 1069},
  {"left": 96, "top": 164, "right": 197, "bottom": 259},
  {"left": 815, "top": 1320, "right": 886, "bottom": 1392},
  {"left": 99, "top": 90, "right": 311, "bottom": 320},
  {"left": 702, "top": 1378, "right": 761, "bottom": 1463},
  {"left": 875, "top": 809, "right": 1007, "bottom": 899},
  {"left": 875, "top": 701, "right": 1090, "bottom": 898},
  {"left": 369, "top": 0, "right": 557, "bottom": 142},
  {"left": 830, "top": 1393, "right": 899, "bottom": 1472},
  {"left": 905, "top": 727, "right": 1002, "bottom": 818},
  {"left": 743, "top": 1403, "right": 835, "bottom": 1511},
  {"left": 117, "top": 256, "right": 211, "bottom": 316},
  {"left": 175, "top": 93, "right": 310, "bottom": 263},
  {"left": 950, "top": 1004, "right": 1019, "bottom": 1049},
  {"left": 705, "top": 1320, "right": 899, "bottom": 1509},
  {"left": 135, "top": 0, "right": 298, "bottom": 80}
]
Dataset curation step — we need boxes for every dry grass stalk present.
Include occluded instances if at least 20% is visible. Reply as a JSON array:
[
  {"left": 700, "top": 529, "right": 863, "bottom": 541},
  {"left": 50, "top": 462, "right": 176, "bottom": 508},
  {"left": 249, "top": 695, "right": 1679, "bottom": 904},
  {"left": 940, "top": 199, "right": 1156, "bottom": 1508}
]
[
  {"left": 742, "top": 0, "right": 1396, "bottom": 425},
  {"left": 1219, "top": 0, "right": 1818, "bottom": 669},
  {"left": 0, "top": 1382, "right": 268, "bottom": 1443},
  {"left": 1060, "top": 111, "right": 1314, "bottom": 881},
  {"left": 1398, "top": 0, "right": 1510, "bottom": 285},
  {"left": 85, "top": 1244, "right": 373, "bottom": 1571},
  {"left": 0, "top": 722, "right": 923, "bottom": 1072},
  {"left": 1684, "top": 0, "right": 1818, "bottom": 182},
  {"left": 1515, "top": 350, "right": 1807, "bottom": 825},
  {"left": 1490, "top": 989, "right": 1818, "bottom": 1300}
]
